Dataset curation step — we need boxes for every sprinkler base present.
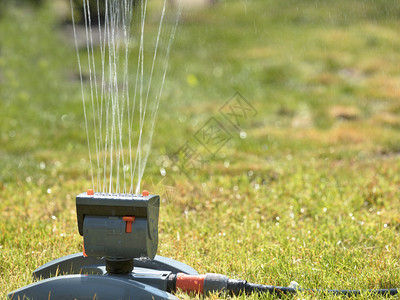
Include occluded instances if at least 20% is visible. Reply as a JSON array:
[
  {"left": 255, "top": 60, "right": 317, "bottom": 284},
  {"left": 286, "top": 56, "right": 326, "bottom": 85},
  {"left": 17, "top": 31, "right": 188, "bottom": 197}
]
[{"left": 8, "top": 252, "right": 198, "bottom": 300}]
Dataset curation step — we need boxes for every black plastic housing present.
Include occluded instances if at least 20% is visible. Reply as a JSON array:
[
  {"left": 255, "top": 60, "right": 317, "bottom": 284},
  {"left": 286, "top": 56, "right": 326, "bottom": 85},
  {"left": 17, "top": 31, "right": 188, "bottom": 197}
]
[
  {"left": 76, "top": 192, "right": 159, "bottom": 236},
  {"left": 76, "top": 192, "right": 160, "bottom": 259}
]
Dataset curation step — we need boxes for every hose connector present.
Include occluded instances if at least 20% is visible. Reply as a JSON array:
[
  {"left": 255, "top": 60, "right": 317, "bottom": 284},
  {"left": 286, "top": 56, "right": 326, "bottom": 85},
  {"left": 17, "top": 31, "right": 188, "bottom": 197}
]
[
  {"left": 169, "top": 273, "right": 229, "bottom": 295},
  {"left": 203, "top": 273, "right": 229, "bottom": 295}
]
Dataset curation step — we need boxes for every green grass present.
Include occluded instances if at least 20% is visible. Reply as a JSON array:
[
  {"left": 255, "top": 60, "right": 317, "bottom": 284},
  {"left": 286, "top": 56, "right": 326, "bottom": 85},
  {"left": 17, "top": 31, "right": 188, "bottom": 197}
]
[{"left": 1, "top": 0, "right": 400, "bottom": 299}]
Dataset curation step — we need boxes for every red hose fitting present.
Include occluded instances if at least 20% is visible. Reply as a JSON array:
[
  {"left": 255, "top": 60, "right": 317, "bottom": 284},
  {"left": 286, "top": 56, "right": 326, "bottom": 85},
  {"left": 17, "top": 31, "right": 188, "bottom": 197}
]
[
  {"left": 173, "top": 273, "right": 230, "bottom": 295},
  {"left": 176, "top": 273, "right": 206, "bottom": 294}
]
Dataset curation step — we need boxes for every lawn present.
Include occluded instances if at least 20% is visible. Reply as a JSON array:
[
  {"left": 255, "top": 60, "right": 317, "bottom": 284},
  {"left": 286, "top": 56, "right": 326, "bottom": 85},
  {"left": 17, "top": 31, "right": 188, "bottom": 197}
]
[{"left": 1, "top": 0, "right": 400, "bottom": 299}]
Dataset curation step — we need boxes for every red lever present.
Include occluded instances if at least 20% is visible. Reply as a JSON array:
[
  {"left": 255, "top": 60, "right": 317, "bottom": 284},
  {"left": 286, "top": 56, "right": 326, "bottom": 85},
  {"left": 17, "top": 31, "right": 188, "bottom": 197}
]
[{"left": 122, "top": 216, "right": 135, "bottom": 233}]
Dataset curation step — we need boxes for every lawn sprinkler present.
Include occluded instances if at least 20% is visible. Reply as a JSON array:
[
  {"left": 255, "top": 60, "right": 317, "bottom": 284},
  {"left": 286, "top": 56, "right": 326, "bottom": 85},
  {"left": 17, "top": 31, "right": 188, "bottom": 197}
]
[
  {"left": 8, "top": 190, "right": 200, "bottom": 300},
  {"left": 10, "top": 190, "right": 275, "bottom": 299},
  {"left": 8, "top": 191, "right": 400, "bottom": 299}
]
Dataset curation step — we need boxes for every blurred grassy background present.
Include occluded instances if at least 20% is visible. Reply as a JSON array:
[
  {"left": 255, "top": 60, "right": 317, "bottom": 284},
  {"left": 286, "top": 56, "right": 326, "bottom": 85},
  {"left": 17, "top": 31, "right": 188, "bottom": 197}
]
[{"left": 1, "top": 0, "right": 400, "bottom": 299}]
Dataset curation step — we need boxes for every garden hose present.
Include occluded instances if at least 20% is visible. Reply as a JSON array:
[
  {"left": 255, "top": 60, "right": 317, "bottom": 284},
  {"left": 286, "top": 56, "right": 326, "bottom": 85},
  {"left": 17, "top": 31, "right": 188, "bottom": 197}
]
[{"left": 167, "top": 273, "right": 399, "bottom": 296}]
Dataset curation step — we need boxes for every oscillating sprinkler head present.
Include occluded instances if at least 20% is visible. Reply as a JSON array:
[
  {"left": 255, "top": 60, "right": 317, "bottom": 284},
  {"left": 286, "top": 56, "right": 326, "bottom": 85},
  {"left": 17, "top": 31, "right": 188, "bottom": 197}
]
[{"left": 76, "top": 190, "right": 160, "bottom": 267}]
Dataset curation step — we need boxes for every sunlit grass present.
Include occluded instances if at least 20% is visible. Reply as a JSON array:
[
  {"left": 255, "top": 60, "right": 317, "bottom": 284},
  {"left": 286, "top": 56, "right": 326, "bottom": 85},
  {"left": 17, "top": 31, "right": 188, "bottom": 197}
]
[{"left": 1, "top": 0, "right": 400, "bottom": 299}]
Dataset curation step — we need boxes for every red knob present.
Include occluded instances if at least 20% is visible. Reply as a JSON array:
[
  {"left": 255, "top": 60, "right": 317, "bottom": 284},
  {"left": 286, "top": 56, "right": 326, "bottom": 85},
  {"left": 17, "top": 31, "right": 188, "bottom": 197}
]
[{"left": 122, "top": 216, "right": 135, "bottom": 233}]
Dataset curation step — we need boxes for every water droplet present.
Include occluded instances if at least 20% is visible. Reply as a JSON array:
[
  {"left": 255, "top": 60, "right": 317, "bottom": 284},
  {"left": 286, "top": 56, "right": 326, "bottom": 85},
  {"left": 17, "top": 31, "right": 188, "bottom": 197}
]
[{"left": 160, "top": 168, "right": 166, "bottom": 176}]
